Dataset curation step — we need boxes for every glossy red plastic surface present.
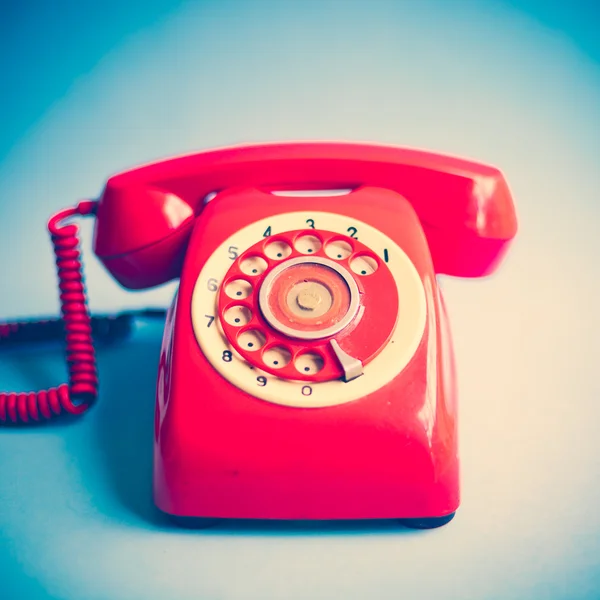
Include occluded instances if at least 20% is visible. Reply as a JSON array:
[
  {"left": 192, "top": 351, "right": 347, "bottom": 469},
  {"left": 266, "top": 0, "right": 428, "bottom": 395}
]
[
  {"left": 154, "top": 186, "right": 459, "bottom": 520},
  {"left": 93, "top": 142, "right": 517, "bottom": 289},
  {"left": 88, "top": 141, "right": 517, "bottom": 520}
]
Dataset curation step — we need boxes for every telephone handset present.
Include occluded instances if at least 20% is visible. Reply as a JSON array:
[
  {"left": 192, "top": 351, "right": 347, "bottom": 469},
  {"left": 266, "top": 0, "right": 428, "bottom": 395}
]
[
  {"left": 94, "top": 141, "right": 516, "bottom": 289},
  {"left": 0, "top": 142, "right": 517, "bottom": 528}
]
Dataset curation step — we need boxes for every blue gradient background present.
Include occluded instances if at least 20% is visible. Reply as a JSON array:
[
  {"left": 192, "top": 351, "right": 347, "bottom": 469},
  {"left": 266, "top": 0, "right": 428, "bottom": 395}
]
[{"left": 1, "top": 1, "right": 599, "bottom": 598}]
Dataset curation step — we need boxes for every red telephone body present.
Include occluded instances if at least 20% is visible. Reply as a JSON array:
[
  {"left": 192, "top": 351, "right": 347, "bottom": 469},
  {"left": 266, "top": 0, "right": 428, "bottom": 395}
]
[
  {"left": 91, "top": 142, "right": 517, "bottom": 526},
  {"left": 2, "top": 142, "right": 518, "bottom": 528}
]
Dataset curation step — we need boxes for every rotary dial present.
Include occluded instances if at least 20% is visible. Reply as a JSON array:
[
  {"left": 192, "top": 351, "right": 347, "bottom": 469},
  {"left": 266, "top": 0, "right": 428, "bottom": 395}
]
[
  {"left": 191, "top": 212, "right": 426, "bottom": 408},
  {"left": 217, "top": 229, "right": 398, "bottom": 383}
]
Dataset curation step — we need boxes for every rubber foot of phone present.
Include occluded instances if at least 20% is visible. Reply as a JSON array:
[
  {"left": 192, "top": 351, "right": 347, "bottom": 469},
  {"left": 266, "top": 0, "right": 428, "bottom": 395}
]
[
  {"left": 398, "top": 512, "right": 456, "bottom": 529},
  {"left": 169, "top": 516, "right": 222, "bottom": 529}
]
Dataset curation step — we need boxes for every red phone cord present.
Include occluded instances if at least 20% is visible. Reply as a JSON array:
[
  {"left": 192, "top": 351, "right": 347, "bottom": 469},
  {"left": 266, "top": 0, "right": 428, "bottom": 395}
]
[{"left": 0, "top": 201, "right": 99, "bottom": 424}]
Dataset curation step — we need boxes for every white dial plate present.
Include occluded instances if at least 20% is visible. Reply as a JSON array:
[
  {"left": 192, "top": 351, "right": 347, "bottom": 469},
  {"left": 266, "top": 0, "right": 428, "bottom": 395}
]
[{"left": 191, "top": 211, "right": 426, "bottom": 408}]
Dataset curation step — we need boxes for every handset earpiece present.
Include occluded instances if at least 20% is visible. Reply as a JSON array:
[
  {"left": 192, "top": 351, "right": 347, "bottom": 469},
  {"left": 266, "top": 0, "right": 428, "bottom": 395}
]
[{"left": 93, "top": 185, "right": 195, "bottom": 289}]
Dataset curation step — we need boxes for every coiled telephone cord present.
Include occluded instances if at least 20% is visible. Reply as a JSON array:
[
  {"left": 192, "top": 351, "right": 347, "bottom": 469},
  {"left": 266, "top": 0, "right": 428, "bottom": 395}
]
[{"left": 0, "top": 201, "right": 99, "bottom": 424}]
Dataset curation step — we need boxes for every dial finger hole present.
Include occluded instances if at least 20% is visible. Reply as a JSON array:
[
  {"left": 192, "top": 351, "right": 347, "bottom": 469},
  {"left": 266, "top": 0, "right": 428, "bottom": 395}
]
[
  {"left": 238, "top": 329, "right": 266, "bottom": 351},
  {"left": 263, "top": 346, "right": 292, "bottom": 369},
  {"left": 264, "top": 240, "right": 292, "bottom": 260},
  {"left": 224, "top": 305, "right": 252, "bottom": 326},
  {"left": 324, "top": 239, "right": 353, "bottom": 260},
  {"left": 294, "top": 235, "right": 322, "bottom": 255},
  {"left": 240, "top": 255, "right": 268, "bottom": 276},
  {"left": 350, "top": 254, "right": 379, "bottom": 276},
  {"left": 294, "top": 352, "right": 324, "bottom": 374},
  {"left": 225, "top": 279, "right": 253, "bottom": 299}
]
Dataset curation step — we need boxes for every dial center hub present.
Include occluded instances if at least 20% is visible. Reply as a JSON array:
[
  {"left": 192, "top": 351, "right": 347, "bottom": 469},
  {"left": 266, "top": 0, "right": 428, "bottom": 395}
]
[
  {"left": 259, "top": 256, "right": 360, "bottom": 341},
  {"left": 295, "top": 283, "right": 326, "bottom": 311}
]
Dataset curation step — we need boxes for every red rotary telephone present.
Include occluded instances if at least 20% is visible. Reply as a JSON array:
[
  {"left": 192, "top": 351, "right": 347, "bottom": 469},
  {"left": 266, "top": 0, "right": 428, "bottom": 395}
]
[{"left": 0, "top": 142, "right": 517, "bottom": 528}]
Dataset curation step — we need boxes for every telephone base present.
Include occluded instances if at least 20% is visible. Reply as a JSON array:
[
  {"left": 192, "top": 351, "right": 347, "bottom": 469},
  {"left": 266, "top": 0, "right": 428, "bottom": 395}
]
[
  {"left": 166, "top": 513, "right": 457, "bottom": 530},
  {"left": 398, "top": 512, "right": 456, "bottom": 529}
]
